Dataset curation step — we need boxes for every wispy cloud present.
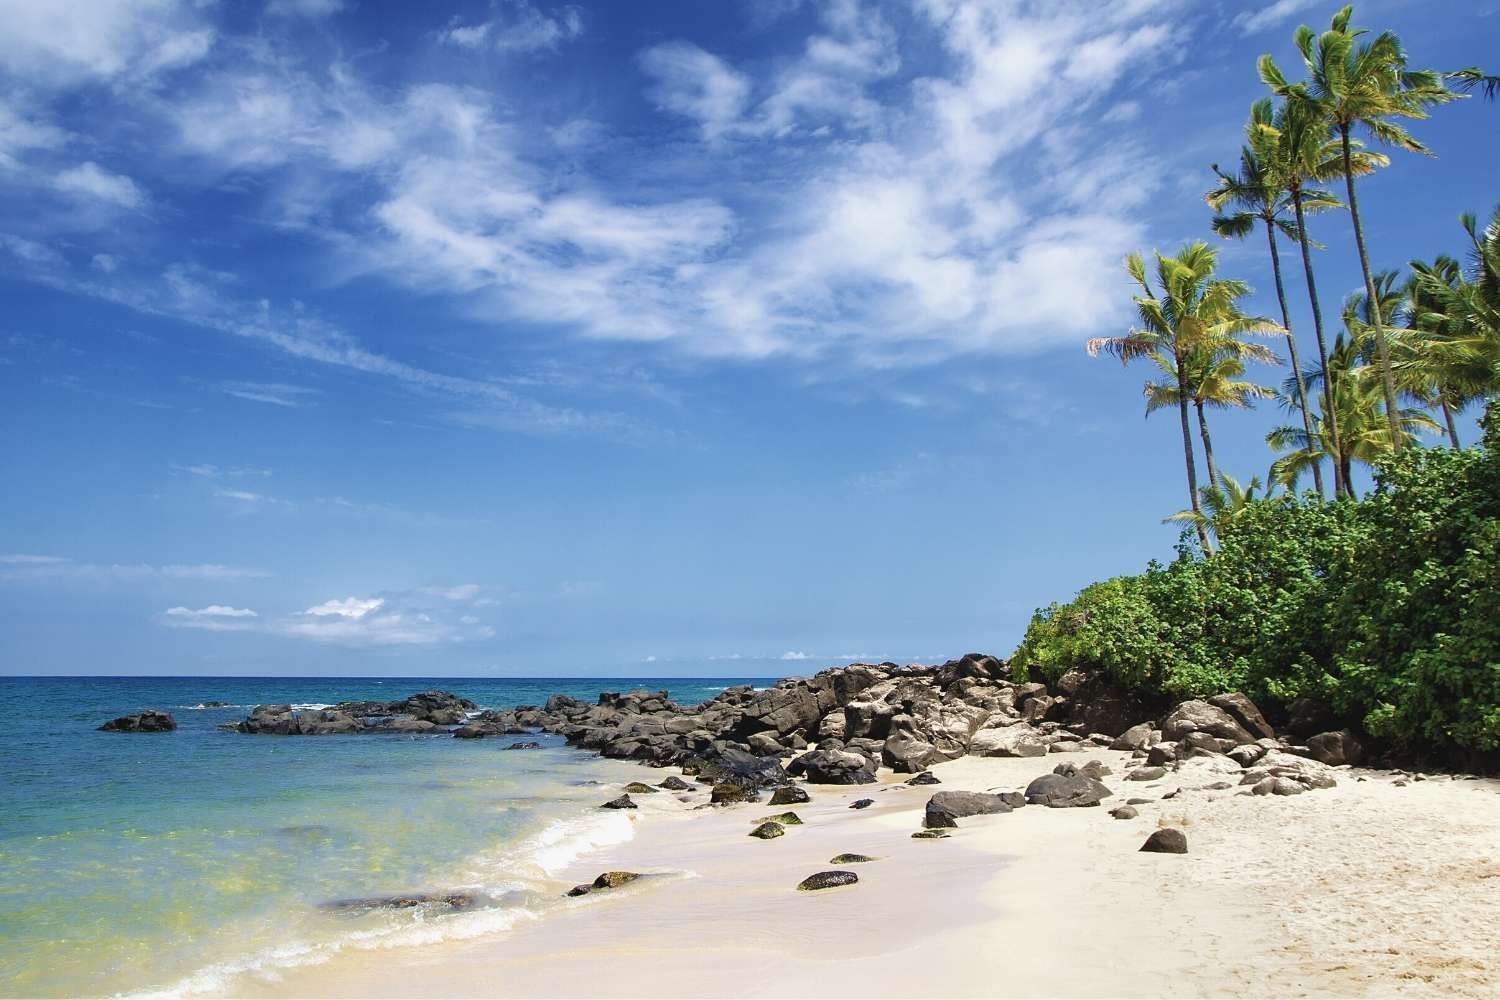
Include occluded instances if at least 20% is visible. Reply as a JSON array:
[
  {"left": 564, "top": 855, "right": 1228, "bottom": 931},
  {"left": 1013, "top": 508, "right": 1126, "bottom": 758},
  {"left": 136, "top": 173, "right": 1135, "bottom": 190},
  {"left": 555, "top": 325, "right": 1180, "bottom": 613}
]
[
  {"left": 0, "top": 556, "right": 273, "bottom": 581},
  {"left": 172, "top": 463, "right": 272, "bottom": 479},
  {"left": 215, "top": 381, "right": 321, "bottom": 408},
  {"left": 440, "top": 1, "right": 584, "bottom": 54},
  {"left": 1232, "top": 0, "right": 1323, "bottom": 34},
  {"left": 158, "top": 604, "right": 259, "bottom": 630}
]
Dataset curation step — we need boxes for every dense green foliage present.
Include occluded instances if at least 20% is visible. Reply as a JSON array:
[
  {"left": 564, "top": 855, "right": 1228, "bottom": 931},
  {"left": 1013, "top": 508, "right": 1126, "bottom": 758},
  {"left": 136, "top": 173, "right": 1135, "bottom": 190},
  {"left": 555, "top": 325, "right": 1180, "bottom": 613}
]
[{"left": 1012, "top": 404, "right": 1500, "bottom": 753}]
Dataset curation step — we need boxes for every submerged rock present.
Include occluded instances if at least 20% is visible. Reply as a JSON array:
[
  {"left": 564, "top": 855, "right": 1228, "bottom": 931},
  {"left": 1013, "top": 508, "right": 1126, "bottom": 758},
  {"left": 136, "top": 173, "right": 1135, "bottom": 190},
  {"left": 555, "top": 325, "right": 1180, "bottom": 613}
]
[
  {"left": 592, "top": 871, "right": 642, "bottom": 889},
  {"left": 796, "top": 870, "right": 858, "bottom": 891},
  {"left": 321, "top": 892, "right": 480, "bottom": 912},
  {"left": 658, "top": 776, "right": 692, "bottom": 791},
  {"left": 600, "top": 794, "right": 637, "bottom": 809},
  {"left": 98, "top": 711, "right": 176, "bottom": 733},
  {"left": 829, "top": 853, "right": 877, "bottom": 864},
  {"left": 504, "top": 741, "right": 542, "bottom": 750}
]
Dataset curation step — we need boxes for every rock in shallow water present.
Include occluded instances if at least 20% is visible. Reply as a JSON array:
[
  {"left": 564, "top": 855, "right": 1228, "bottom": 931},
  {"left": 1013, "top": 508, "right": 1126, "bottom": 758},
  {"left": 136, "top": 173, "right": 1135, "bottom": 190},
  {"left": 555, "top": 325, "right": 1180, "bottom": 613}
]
[
  {"left": 658, "top": 776, "right": 692, "bottom": 791},
  {"left": 98, "top": 710, "right": 176, "bottom": 732},
  {"left": 1139, "top": 828, "right": 1188, "bottom": 854},
  {"left": 322, "top": 891, "right": 480, "bottom": 912},
  {"left": 592, "top": 871, "right": 641, "bottom": 889},
  {"left": 829, "top": 853, "right": 877, "bottom": 864},
  {"left": 756, "top": 811, "right": 803, "bottom": 826},
  {"left": 749, "top": 822, "right": 785, "bottom": 839},
  {"left": 769, "top": 785, "right": 810, "bottom": 805},
  {"left": 911, "top": 829, "right": 949, "bottom": 839},
  {"left": 797, "top": 870, "right": 858, "bottom": 891},
  {"left": 906, "top": 771, "right": 941, "bottom": 786},
  {"left": 600, "top": 794, "right": 637, "bottom": 809},
  {"left": 623, "top": 782, "right": 659, "bottom": 794}
]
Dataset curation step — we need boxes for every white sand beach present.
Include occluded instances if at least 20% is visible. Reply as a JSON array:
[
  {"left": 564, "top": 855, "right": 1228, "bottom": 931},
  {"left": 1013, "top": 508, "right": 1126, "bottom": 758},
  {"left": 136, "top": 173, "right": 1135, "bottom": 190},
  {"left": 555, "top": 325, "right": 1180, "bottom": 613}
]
[{"left": 238, "top": 751, "right": 1500, "bottom": 999}]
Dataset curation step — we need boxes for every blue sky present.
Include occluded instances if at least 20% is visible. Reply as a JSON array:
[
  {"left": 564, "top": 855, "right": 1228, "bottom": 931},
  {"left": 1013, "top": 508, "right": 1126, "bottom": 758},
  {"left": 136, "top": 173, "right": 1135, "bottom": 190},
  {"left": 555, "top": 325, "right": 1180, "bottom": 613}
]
[{"left": 1, "top": 0, "right": 1495, "bottom": 677}]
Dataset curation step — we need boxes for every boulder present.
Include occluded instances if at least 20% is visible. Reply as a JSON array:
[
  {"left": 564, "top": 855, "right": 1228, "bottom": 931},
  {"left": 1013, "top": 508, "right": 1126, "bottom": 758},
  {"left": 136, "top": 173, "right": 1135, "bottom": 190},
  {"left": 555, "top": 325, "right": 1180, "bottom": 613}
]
[
  {"left": 829, "top": 853, "right": 877, "bottom": 864},
  {"left": 749, "top": 822, "right": 785, "bottom": 840},
  {"left": 923, "top": 806, "right": 958, "bottom": 829},
  {"left": 906, "top": 771, "right": 941, "bottom": 786},
  {"left": 970, "top": 724, "right": 1047, "bottom": 758},
  {"left": 1304, "top": 729, "right": 1364, "bottom": 767},
  {"left": 1127, "top": 766, "right": 1166, "bottom": 781},
  {"left": 98, "top": 710, "right": 176, "bottom": 733},
  {"left": 623, "top": 782, "right": 659, "bottom": 794},
  {"left": 1284, "top": 697, "right": 1337, "bottom": 739},
  {"left": 592, "top": 871, "right": 641, "bottom": 889},
  {"left": 925, "top": 790, "right": 1012, "bottom": 820},
  {"left": 881, "top": 733, "right": 941, "bottom": 774},
  {"left": 769, "top": 785, "right": 810, "bottom": 805},
  {"left": 1023, "top": 773, "right": 1112, "bottom": 808},
  {"left": 911, "top": 829, "right": 949, "bottom": 839},
  {"left": 797, "top": 871, "right": 858, "bottom": 891},
  {"left": 1252, "top": 776, "right": 1304, "bottom": 796},
  {"left": 1146, "top": 743, "right": 1178, "bottom": 766},
  {"left": 756, "top": 811, "right": 803, "bottom": 826},
  {"left": 710, "top": 783, "right": 754, "bottom": 805},
  {"left": 1110, "top": 805, "right": 1139, "bottom": 820},
  {"left": 1207, "top": 692, "right": 1275, "bottom": 740},
  {"left": 1140, "top": 828, "right": 1188, "bottom": 854},
  {"left": 1109, "top": 722, "right": 1155, "bottom": 752},
  {"left": 1226, "top": 744, "right": 1267, "bottom": 768},
  {"left": 600, "top": 794, "right": 637, "bottom": 809},
  {"left": 659, "top": 776, "right": 692, "bottom": 791},
  {"left": 746, "top": 732, "right": 786, "bottom": 757},
  {"left": 505, "top": 741, "right": 542, "bottom": 750},
  {"left": 788, "top": 748, "right": 876, "bottom": 785},
  {"left": 1161, "top": 701, "right": 1254, "bottom": 745}
]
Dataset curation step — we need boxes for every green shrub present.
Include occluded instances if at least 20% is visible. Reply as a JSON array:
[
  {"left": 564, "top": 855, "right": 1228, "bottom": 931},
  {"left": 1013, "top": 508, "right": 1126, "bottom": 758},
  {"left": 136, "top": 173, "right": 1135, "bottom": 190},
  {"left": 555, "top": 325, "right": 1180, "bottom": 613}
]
[{"left": 1011, "top": 403, "right": 1500, "bottom": 754}]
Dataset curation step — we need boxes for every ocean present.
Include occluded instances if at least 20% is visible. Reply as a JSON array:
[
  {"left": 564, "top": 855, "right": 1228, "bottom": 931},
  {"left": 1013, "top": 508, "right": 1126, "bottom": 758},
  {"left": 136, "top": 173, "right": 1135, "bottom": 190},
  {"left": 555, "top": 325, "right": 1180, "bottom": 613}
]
[{"left": 0, "top": 675, "right": 771, "bottom": 998}]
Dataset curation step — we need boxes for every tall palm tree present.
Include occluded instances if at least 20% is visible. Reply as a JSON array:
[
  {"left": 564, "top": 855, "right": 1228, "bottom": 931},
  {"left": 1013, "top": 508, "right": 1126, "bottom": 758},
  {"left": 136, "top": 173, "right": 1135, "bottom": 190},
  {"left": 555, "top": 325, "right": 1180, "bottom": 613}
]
[
  {"left": 1207, "top": 97, "right": 1337, "bottom": 497},
  {"left": 1088, "top": 243, "right": 1281, "bottom": 551},
  {"left": 1260, "top": 4, "right": 1461, "bottom": 448},
  {"left": 1394, "top": 258, "right": 1474, "bottom": 446}
]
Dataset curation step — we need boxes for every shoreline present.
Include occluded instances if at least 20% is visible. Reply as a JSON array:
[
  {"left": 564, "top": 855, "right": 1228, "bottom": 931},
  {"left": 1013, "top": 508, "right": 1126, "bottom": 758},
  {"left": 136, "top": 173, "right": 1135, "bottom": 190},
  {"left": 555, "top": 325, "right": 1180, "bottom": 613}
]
[{"left": 225, "top": 749, "right": 1500, "bottom": 999}]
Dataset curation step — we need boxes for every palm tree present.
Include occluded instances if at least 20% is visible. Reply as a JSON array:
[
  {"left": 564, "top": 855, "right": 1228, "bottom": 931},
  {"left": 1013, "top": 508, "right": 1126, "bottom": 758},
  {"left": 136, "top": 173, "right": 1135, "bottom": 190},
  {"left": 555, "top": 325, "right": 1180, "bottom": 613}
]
[
  {"left": 1260, "top": 4, "right": 1461, "bottom": 448},
  {"left": 1088, "top": 243, "right": 1281, "bottom": 551},
  {"left": 1269, "top": 330, "right": 1439, "bottom": 492},
  {"left": 1207, "top": 97, "right": 1337, "bottom": 497},
  {"left": 1449, "top": 68, "right": 1500, "bottom": 101},
  {"left": 1165, "top": 471, "right": 1271, "bottom": 544},
  {"left": 1394, "top": 258, "right": 1474, "bottom": 446}
]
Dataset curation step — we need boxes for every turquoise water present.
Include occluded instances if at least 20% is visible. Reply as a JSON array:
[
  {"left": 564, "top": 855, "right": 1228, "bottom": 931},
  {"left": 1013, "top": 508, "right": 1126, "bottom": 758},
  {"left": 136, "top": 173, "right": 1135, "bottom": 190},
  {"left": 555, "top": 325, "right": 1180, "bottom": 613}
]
[{"left": 0, "top": 676, "right": 767, "bottom": 998}]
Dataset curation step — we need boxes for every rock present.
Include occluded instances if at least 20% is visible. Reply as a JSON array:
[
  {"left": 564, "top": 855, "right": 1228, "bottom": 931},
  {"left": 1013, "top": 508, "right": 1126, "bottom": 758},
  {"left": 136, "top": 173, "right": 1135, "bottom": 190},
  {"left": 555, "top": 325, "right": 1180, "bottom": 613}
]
[
  {"left": 592, "top": 871, "right": 641, "bottom": 889},
  {"left": 1126, "top": 797, "right": 1151, "bottom": 805},
  {"left": 1048, "top": 739, "right": 1084, "bottom": 753},
  {"left": 882, "top": 733, "right": 941, "bottom": 774},
  {"left": 911, "top": 829, "right": 949, "bottom": 839},
  {"left": 322, "top": 892, "right": 480, "bottom": 912},
  {"left": 927, "top": 790, "right": 1013, "bottom": 819},
  {"left": 1110, "top": 805, "right": 1139, "bottom": 820},
  {"left": 1023, "top": 773, "right": 1111, "bottom": 808},
  {"left": 1252, "top": 776, "right": 1304, "bottom": 796},
  {"left": 849, "top": 798, "right": 874, "bottom": 810},
  {"left": 1109, "top": 722, "right": 1156, "bottom": 752},
  {"left": 1054, "top": 760, "right": 1110, "bottom": 780},
  {"left": 746, "top": 732, "right": 786, "bottom": 757},
  {"left": 504, "top": 741, "right": 542, "bottom": 750},
  {"left": 769, "top": 785, "right": 810, "bottom": 805},
  {"left": 997, "top": 791, "right": 1026, "bottom": 809},
  {"left": 659, "top": 776, "right": 692, "bottom": 791},
  {"left": 1146, "top": 743, "right": 1177, "bottom": 766},
  {"left": 970, "top": 724, "right": 1047, "bottom": 758},
  {"left": 1139, "top": 828, "right": 1188, "bottom": 854},
  {"left": 1161, "top": 701, "right": 1254, "bottom": 745},
  {"left": 600, "top": 794, "right": 637, "bottom": 809},
  {"left": 1285, "top": 697, "right": 1336, "bottom": 738},
  {"left": 1181, "top": 731, "right": 1225, "bottom": 755},
  {"left": 1227, "top": 744, "right": 1267, "bottom": 768},
  {"left": 623, "top": 782, "right": 659, "bottom": 794},
  {"left": 710, "top": 783, "right": 753, "bottom": 805},
  {"left": 565, "top": 884, "right": 591, "bottom": 897},
  {"left": 1304, "top": 729, "right": 1364, "bottom": 767},
  {"left": 906, "top": 771, "right": 941, "bottom": 786},
  {"left": 749, "top": 821, "right": 785, "bottom": 839},
  {"left": 923, "top": 807, "right": 957, "bottom": 829},
  {"left": 452, "top": 726, "right": 489, "bottom": 739},
  {"left": 757, "top": 811, "right": 803, "bottom": 826},
  {"left": 788, "top": 748, "right": 876, "bottom": 785},
  {"left": 1127, "top": 766, "right": 1167, "bottom": 781},
  {"left": 1208, "top": 692, "right": 1275, "bottom": 740},
  {"left": 829, "top": 853, "right": 877, "bottom": 864},
  {"left": 98, "top": 710, "right": 176, "bottom": 732},
  {"left": 797, "top": 871, "right": 858, "bottom": 891}
]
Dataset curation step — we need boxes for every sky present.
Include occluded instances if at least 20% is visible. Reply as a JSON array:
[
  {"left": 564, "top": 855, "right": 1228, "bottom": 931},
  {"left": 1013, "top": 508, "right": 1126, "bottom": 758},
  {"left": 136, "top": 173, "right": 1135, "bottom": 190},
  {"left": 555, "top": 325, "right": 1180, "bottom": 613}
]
[{"left": 1, "top": 0, "right": 1496, "bottom": 677}]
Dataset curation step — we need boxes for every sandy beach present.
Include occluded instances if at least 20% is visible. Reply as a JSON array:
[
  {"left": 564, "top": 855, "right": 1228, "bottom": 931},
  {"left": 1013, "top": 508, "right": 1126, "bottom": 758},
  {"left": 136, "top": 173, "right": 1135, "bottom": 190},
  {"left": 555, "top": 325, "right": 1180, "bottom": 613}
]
[{"left": 235, "top": 750, "right": 1500, "bottom": 999}]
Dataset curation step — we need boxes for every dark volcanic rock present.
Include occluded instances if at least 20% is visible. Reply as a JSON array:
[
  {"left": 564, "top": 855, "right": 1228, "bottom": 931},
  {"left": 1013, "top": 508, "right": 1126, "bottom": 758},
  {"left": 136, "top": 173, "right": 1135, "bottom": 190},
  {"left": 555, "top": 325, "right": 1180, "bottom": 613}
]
[
  {"left": 592, "top": 871, "right": 641, "bottom": 889},
  {"left": 505, "top": 741, "right": 542, "bottom": 750},
  {"left": 710, "top": 783, "right": 755, "bottom": 805},
  {"left": 923, "top": 806, "right": 958, "bottom": 829},
  {"left": 788, "top": 748, "right": 876, "bottom": 785},
  {"left": 911, "top": 829, "right": 949, "bottom": 839},
  {"left": 769, "top": 785, "right": 810, "bottom": 805},
  {"left": 906, "top": 771, "right": 941, "bottom": 786},
  {"left": 1109, "top": 722, "right": 1156, "bottom": 752},
  {"left": 757, "top": 811, "right": 803, "bottom": 826},
  {"left": 1208, "top": 692, "right": 1275, "bottom": 740},
  {"left": 1304, "top": 729, "right": 1364, "bottom": 767},
  {"left": 926, "top": 790, "right": 1012, "bottom": 819},
  {"left": 829, "top": 853, "right": 877, "bottom": 864},
  {"left": 659, "top": 776, "right": 692, "bottom": 791},
  {"left": 623, "top": 782, "right": 660, "bottom": 794},
  {"left": 1127, "top": 766, "right": 1167, "bottom": 781},
  {"left": 233, "top": 690, "right": 476, "bottom": 735},
  {"left": 849, "top": 798, "right": 874, "bottom": 810},
  {"left": 796, "top": 870, "right": 858, "bottom": 891},
  {"left": 1024, "top": 772, "right": 1112, "bottom": 808},
  {"left": 1161, "top": 701, "right": 1254, "bottom": 745},
  {"left": 749, "top": 821, "right": 785, "bottom": 839},
  {"left": 1139, "top": 828, "right": 1188, "bottom": 854},
  {"left": 98, "top": 710, "right": 176, "bottom": 732},
  {"left": 600, "top": 794, "right": 637, "bottom": 809}
]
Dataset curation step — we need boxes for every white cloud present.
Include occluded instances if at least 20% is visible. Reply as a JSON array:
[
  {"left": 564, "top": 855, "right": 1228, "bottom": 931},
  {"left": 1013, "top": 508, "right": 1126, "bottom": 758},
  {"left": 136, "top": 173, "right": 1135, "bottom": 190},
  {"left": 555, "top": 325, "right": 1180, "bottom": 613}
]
[
  {"left": 639, "top": 42, "right": 751, "bottom": 141},
  {"left": 265, "top": 0, "right": 346, "bottom": 18},
  {"left": 0, "top": 0, "right": 214, "bottom": 88},
  {"left": 52, "top": 161, "right": 147, "bottom": 209},
  {"left": 215, "top": 381, "right": 321, "bottom": 408},
  {"left": 0, "top": 95, "right": 67, "bottom": 166},
  {"left": 172, "top": 463, "right": 272, "bottom": 479},
  {"left": 1232, "top": 0, "right": 1322, "bottom": 34},
  {"left": 303, "top": 596, "right": 383, "bottom": 618},
  {"left": 441, "top": 1, "right": 583, "bottom": 54},
  {"left": 159, "top": 604, "right": 259, "bottom": 630},
  {"left": 0, "top": 556, "right": 272, "bottom": 581},
  {"left": 215, "top": 488, "right": 292, "bottom": 509},
  {"left": 418, "top": 584, "right": 481, "bottom": 601},
  {"left": 780, "top": 650, "right": 814, "bottom": 661}
]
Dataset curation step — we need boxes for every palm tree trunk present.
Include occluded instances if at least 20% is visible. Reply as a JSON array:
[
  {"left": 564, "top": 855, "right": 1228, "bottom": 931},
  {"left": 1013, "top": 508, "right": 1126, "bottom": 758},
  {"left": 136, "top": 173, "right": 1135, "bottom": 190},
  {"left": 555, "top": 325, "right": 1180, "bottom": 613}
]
[
  {"left": 1292, "top": 189, "right": 1348, "bottom": 498},
  {"left": 1175, "top": 353, "right": 1211, "bottom": 551},
  {"left": 1195, "top": 401, "right": 1219, "bottom": 489},
  {"left": 1340, "top": 125, "right": 1403, "bottom": 450},
  {"left": 1265, "top": 218, "right": 1324, "bottom": 498},
  {"left": 1441, "top": 396, "right": 1461, "bottom": 448}
]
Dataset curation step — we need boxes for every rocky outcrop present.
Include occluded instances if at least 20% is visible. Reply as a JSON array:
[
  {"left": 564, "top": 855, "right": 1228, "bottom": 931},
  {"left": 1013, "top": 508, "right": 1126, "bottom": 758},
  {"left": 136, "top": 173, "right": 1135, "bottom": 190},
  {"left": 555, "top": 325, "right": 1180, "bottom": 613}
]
[
  {"left": 98, "top": 710, "right": 176, "bottom": 732},
  {"left": 788, "top": 748, "right": 876, "bottom": 785},
  {"left": 229, "top": 691, "right": 476, "bottom": 735}
]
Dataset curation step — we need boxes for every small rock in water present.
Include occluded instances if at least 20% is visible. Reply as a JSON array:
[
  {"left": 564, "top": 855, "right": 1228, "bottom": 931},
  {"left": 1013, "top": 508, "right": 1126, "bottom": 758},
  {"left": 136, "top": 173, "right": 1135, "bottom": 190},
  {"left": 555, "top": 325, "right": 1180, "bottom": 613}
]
[
  {"left": 757, "top": 811, "right": 803, "bottom": 826},
  {"left": 797, "top": 870, "right": 858, "bottom": 891},
  {"left": 505, "top": 741, "right": 542, "bottom": 750},
  {"left": 658, "top": 776, "right": 692, "bottom": 791},
  {"left": 911, "top": 829, "right": 949, "bottom": 839},
  {"left": 1139, "top": 828, "right": 1188, "bottom": 854},
  {"left": 769, "top": 785, "right": 810, "bottom": 805},
  {"left": 1110, "top": 805, "right": 1139, "bottom": 820},
  {"left": 849, "top": 798, "right": 874, "bottom": 810},
  {"left": 623, "top": 782, "right": 659, "bottom": 794},
  {"left": 829, "top": 853, "right": 877, "bottom": 864},
  {"left": 98, "top": 710, "right": 176, "bottom": 733},
  {"left": 592, "top": 871, "right": 641, "bottom": 889},
  {"left": 749, "top": 822, "right": 785, "bottom": 840},
  {"left": 600, "top": 794, "right": 637, "bottom": 809},
  {"left": 566, "top": 884, "right": 591, "bottom": 897},
  {"left": 710, "top": 783, "right": 753, "bottom": 805},
  {"left": 907, "top": 771, "right": 941, "bottom": 786},
  {"left": 322, "top": 892, "right": 479, "bottom": 912}
]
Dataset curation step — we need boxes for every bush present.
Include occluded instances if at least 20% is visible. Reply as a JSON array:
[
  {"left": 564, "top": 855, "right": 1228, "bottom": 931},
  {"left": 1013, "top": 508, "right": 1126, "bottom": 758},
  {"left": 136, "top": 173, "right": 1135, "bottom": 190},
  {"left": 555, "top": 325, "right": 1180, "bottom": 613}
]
[{"left": 1011, "top": 403, "right": 1500, "bottom": 754}]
